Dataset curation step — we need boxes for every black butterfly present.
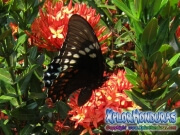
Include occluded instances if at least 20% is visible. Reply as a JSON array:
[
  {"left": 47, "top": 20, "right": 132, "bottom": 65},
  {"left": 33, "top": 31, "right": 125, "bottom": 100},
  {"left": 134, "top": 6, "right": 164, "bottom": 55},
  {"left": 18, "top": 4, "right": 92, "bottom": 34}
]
[{"left": 43, "top": 14, "right": 105, "bottom": 106}]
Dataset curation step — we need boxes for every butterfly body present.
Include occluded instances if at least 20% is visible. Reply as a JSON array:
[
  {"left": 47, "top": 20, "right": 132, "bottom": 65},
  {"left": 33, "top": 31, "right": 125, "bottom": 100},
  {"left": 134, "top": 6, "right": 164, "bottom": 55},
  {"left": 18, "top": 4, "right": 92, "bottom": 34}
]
[{"left": 43, "top": 14, "right": 104, "bottom": 106}]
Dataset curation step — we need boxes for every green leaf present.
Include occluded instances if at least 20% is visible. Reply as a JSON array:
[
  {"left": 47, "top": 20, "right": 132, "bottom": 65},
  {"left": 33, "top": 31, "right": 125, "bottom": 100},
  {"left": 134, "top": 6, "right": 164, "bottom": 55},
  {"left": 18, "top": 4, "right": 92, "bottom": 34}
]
[
  {"left": 134, "top": 0, "right": 142, "bottom": 19},
  {"left": 151, "top": 19, "right": 169, "bottom": 53},
  {"left": 141, "top": 18, "right": 158, "bottom": 45},
  {"left": 160, "top": 1, "right": 170, "bottom": 18},
  {"left": 15, "top": 64, "right": 39, "bottom": 83},
  {"left": 0, "top": 121, "right": 13, "bottom": 135},
  {"left": 93, "top": 128, "right": 103, "bottom": 134},
  {"left": 11, "top": 107, "right": 40, "bottom": 121},
  {"left": 20, "top": 74, "right": 32, "bottom": 94},
  {"left": 125, "top": 67, "right": 138, "bottom": 86},
  {"left": 44, "top": 123, "right": 58, "bottom": 135},
  {"left": 152, "top": 87, "right": 169, "bottom": 107},
  {"left": 176, "top": 117, "right": 180, "bottom": 127},
  {"left": 159, "top": 44, "right": 175, "bottom": 59},
  {"left": 0, "top": 80, "right": 15, "bottom": 94},
  {"left": 26, "top": 102, "right": 38, "bottom": 110},
  {"left": 29, "top": 74, "right": 42, "bottom": 93},
  {"left": 160, "top": 0, "right": 178, "bottom": 18},
  {"left": 152, "top": 0, "right": 163, "bottom": 16},
  {"left": 114, "top": 31, "right": 132, "bottom": 47},
  {"left": 112, "top": 0, "right": 138, "bottom": 21},
  {"left": 14, "top": 34, "right": 27, "bottom": 51},
  {"left": 160, "top": 0, "right": 168, "bottom": 8},
  {"left": 124, "top": 90, "right": 152, "bottom": 110},
  {"left": 36, "top": 54, "right": 45, "bottom": 65},
  {"left": 0, "top": 29, "right": 11, "bottom": 41},
  {"left": 106, "top": 58, "right": 115, "bottom": 69},
  {"left": 149, "top": 51, "right": 162, "bottom": 68},
  {"left": 132, "top": 20, "right": 143, "bottom": 40},
  {"left": 27, "top": 1, "right": 44, "bottom": 24},
  {"left": 40, "top": 105, "right": 55, "bottom": 115},
  {"left": 56, "top": 101, "right": 70, "bottom": 119},
  {"left": 135, "top": 44, "right": 144, "bottom": 60},
  {"left": 9, "top": 52, "right": 17, "bottom": 67},
  {"left": 125, "top": 74, "right": 138, "bottom": 86},
  {"left": 170, "top": 14, "right": 180, "bottom": 40},
  {"left": 20, "top": 125, "right": 34, "bottom": 135},
  {"left": 10, "top": 97, "right": 19, "bottom": 106},
  {"left": 155, "top": 86, "right": 179, "bottom": 110},
  {"left": 100, "top": 8, "right": 113, "bottom": 22},
  {"left": 169, "top": 53, "right": 180, "bottom": 67},
  {"left": 29, "top": 92, "right": 46, "bottom": 100},
  {"left": 169, "top": 67, "right": 180, "bottom": 86},
  {"left": 0, "top": 95, "right": 14, "bottom": 103},
  {"left": 29, "top": 46, "right": 37, "bottom": 59},
  {"left": 138, "top": 130, "right": 152, "bottom": 135},
  {"left": 114, "top": 19, "right": 122, "bottom": 33},
  {"left": 16, "top": 0, "right": 25, "bottom": 10},
  {"left": 0, "top": 69, "right": 12, "bottom": 84},
  {"left": 129, "top": 0, "right": 138, "bottom": 18},
  {"left": 34, "top": 67, "right": 43, "bottom": 81},
  {"left": 97, "top": 4, "right": 116, "bottom": 10},
  {"left": 0, "top": 94, "right": 19, "bottom": 106},
  {"left": 163, "top": 64, "right": 172, "bottom": 75},
  {"left": 125, "top": 67, "right": 137, "bottom": 76},
  {"left": 25, "top": 0, "right": 34, "bottom": 10}
]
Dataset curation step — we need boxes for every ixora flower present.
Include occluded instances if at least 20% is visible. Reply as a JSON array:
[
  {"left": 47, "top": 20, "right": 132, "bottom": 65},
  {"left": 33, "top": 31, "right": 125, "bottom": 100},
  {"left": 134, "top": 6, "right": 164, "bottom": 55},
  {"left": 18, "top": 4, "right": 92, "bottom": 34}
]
[
  {"left": 68, "top": 70, "right": 139, "bottom": 135},
  {"left": 54, "top": 120, "right": 70, "bottom": 133},
  {"left": 0, "top": 110, "right": 8, "bottom": 120},
  {"left": 9, "top": 22, "right": 18, "bottom": 41},
  {"left": 167, "top": 98, "right": 180, "bottom": 109},
  {"left": 176, "top": 25, "right": 180, "bottom": 42},
  {"left": 29, "top": 0, "right": 111, "bottom": 51}
]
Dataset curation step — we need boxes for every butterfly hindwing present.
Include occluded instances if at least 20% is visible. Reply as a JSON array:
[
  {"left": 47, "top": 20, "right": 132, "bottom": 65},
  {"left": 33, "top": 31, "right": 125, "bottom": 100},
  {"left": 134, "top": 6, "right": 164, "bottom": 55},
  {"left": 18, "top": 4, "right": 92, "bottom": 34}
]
[
  {"left": 78, "top": 87, "right": 94, "bottom": 106},
  {"left": 44, "top": 14, "right": 104, "bottom": 106}
]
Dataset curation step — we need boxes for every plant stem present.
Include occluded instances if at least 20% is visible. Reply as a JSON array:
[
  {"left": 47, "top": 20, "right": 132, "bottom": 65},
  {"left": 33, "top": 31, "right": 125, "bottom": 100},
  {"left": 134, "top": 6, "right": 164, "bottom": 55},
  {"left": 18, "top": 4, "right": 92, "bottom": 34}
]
[{"left": 5, "top": 55, "right": 22, "bottom": 105}]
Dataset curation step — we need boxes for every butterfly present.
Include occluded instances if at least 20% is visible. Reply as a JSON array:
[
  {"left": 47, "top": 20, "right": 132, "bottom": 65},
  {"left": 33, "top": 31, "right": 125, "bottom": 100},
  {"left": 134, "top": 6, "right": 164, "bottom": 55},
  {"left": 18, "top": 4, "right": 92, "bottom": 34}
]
[{"left": 43, "top": 14, "right": 105, "bottom": 106}]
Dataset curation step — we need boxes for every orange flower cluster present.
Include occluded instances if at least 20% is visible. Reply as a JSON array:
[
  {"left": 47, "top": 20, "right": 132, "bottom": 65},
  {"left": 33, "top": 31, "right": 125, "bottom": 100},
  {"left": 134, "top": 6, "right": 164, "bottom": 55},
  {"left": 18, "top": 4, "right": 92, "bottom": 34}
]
[
  {"left": 9, "top": 22, "right": 18, "bottom": 41},
  {"left": 68, "top": 70, "right": 137, "bottom": 135},
  {"left": 30, "top": 0, "right": 111, "bottom": 51}
]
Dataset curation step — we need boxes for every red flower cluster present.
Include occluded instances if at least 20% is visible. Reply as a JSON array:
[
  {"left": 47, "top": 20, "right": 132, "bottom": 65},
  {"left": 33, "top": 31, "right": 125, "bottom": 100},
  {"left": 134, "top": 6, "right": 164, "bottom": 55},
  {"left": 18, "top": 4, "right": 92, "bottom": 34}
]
[
  {"left": 167, "top": 98, "right": 180, "bottom": 109},
  {"left": 68, "top": 70, "right": 139, "bottom": 135},
  {"left": 176, "top": 25, "right": 180, "bottom": 42},
  {"left": 0, "top": 110, "right": 8, "bottom": 120},
  {"left": 29, "top": 0, "right": 111, "bottom": 51},
  {"left": 54, "top": 120, "right": 70, "bottom": 133},
  {"left": 174, "top": 100, "right": 180, "bottom": 108}
]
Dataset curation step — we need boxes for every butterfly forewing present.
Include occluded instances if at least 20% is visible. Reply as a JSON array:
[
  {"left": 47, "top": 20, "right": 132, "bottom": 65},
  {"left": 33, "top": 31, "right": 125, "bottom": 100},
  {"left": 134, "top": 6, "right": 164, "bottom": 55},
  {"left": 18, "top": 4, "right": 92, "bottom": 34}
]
[{"left": 44, "top": 14, "right": 104, "bottom": 106}]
